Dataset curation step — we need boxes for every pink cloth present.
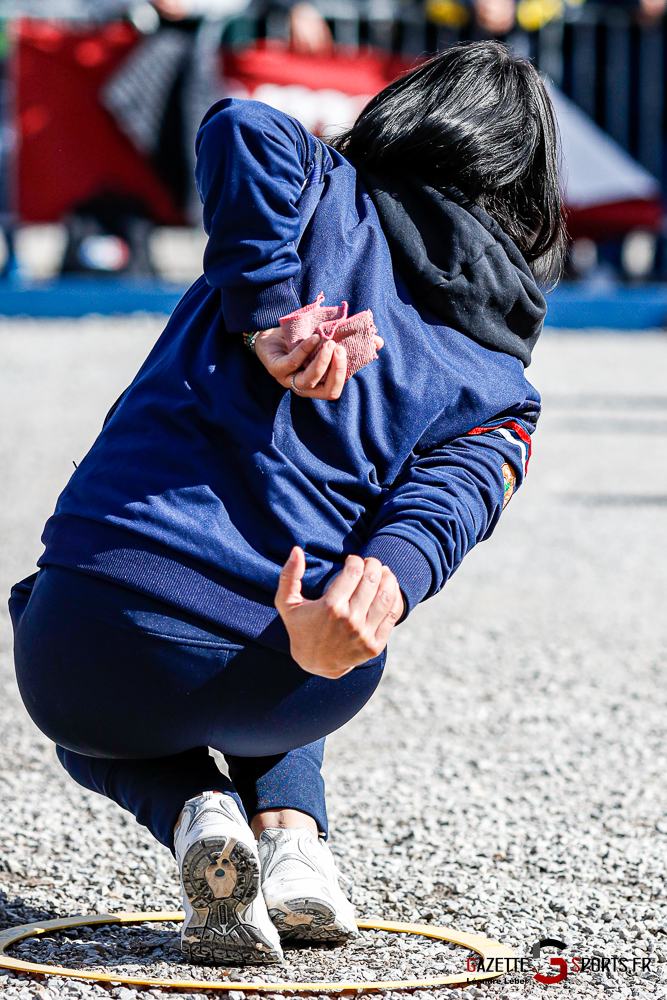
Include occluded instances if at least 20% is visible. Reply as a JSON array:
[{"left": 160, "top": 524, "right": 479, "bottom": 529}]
[{"left": 279, "top": 292, "right": 378, "bottom": 381}]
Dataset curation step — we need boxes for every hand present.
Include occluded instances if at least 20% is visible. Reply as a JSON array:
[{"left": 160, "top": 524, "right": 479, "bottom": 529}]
[
  {"left": 289, "top": 3, "right": 334, "bottom": 54},
  {"left": 473, "top": 0, "right": 516, "bottom": 34},
  {"left": 638, "top": 0, "right": 667, "bottom": 22},
  {"left": 254, "top": 325, "right": 384, "bottom": 401},
  {"left": 275, "top": 547, "right": 404, "bottom": 678},
  {"left": 151, "top": 0, "right": 187, "bottom": 20}
]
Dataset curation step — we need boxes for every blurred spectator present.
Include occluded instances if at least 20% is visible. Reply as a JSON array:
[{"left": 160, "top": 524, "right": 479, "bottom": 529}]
[
  {"left": 150, "top": 0, "right": 332, "bottom": 48},
  {"left": 471, "top": 0, "right": 516, "bottom": 33},
  {"left": 424, "top": 0, "right": 518, "bottom": 37},
  {"left": 104, "top": 0, "right": 333, "bottom": 210},
  {"left": 640, "top": 0, "right": 667, "bottom": 20},
  {"left": 287, "top": 2, "right": 333, "bottom": 54},
  {"left": 600, "top": 0, "right": 667, "bottom": 24},
  {"left": 426, "top": 0, "right": 666, "bottom": 38},
  {"left": 63, "top": 0, "right": 333, "bottom": 272}
]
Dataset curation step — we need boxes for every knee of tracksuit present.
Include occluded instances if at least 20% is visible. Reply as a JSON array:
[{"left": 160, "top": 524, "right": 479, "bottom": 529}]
[
  {"left": 8, "top": 572, "right": 38, "bottom": 634},
  {"left": 55, "top": 744, "right": 113, "bottom": 797},
  {"left": 56, "top": 744, "right": 244, "bottom": 854}
]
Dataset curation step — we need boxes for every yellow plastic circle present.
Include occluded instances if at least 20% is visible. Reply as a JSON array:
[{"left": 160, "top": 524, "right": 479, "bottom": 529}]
[{"left": 0, "top": 911, "right": 517, "bottom": 991}]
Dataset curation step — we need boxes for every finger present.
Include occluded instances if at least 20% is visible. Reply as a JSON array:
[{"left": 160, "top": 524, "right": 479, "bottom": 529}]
[
  {"left": 295, "top": 345, "right": 347, "bottom": 399},
  {"left": 323, "top": 554, "right": 365, "bottom": 608},
  {"left": 372, "top": 584, "right": 403, "bottom": 649},
  {"left": 318, "top": 344, "right": 347, "bottom": 399},
  {"left": 348, "top": 557, "right": 384, "bottom": 622},
  {"left": 273, "top": 334, "right": 321, "bottom": 379},
  {"left": 298, "top": 339, "right": 336, "bottom": 390},
  {"left": 275, "top": 546, "right": 306, "bottom": 613},
  {"left": 288, "top": 343, "right": 347, "bottom": 399},
  {"left": 364, "top": 566, "right": 399, "bottom": 632},
  {"left": 373, "top": 335, "right": 384, "bottom": 350}
]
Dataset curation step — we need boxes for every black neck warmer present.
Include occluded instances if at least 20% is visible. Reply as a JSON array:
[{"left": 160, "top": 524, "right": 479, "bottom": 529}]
[{"left": 353, "top": 165, "right": 546, "bottom": 367}]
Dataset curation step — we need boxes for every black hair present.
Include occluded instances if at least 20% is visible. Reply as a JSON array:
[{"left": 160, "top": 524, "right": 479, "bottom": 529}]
[{"left": 333, "top": 41, "right": 566, "bottom": 286}]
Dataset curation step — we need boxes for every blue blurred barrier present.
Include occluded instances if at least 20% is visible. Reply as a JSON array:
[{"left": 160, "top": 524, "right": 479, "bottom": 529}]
[
  {"left": 546, "top": 283, "right": 667, "bottom": 328},
  {"left": 0, "top": 278, "right": 185, "bottom": 316},
  {"left": 2, "top": 278, "right": 667, "bottom": 329}
]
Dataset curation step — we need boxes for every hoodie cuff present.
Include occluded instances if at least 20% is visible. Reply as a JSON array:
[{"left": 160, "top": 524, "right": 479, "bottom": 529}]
[
  {"left": 359, "top": 534, "right": 433, "bottom": 619},
  {"left": 220, "top": 278, "right": 302, "bottom": 334}
]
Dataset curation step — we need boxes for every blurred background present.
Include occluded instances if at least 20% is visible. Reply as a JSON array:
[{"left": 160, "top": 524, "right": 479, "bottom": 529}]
[{"left": 0, "top": 0, "right": 666, "bottom": 322}]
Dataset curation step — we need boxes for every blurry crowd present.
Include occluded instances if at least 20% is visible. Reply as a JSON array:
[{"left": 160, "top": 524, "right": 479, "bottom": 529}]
[
  {"left": 99, "top": 0, "right": 667, "bottom": 42},
  {"left": 0, "top": 0, "right": 666, "bottom": 282}
]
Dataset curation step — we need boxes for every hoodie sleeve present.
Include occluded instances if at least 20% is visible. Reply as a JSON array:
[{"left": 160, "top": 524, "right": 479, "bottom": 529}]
[
  {"left": 359, "top": 395, "right": 540, "bottom": 617},
  {"left": 195, "top": 98, "right": 313, "bottom": 333}
]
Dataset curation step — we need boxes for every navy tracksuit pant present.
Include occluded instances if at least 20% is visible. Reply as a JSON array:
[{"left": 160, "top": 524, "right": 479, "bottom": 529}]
[{"left": 10, "top": 567, "right": 384, "bottom": 852}]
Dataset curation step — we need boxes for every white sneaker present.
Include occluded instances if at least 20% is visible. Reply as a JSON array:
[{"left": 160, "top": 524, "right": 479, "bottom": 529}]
[
  {"left": 174, "top": 792, "right": 283, "bottom": 965},
  {"left": 258, "top": 828, "right": 359, "bottom": 943}
]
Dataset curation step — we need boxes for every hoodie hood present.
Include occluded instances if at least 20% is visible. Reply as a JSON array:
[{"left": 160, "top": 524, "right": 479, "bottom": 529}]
[{"left": 354, "top": 166, "right": 546, "bottom": 366}]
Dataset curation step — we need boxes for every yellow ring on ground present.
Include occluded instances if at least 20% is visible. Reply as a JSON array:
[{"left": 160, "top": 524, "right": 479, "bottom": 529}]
[{"left": 0, "top": 911, "right": 517, "bottom": 991}]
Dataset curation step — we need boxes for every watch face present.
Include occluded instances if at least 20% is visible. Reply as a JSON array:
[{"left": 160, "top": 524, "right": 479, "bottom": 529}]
[{"left": 502, "top": 462, "right": 516, "bottom": 509}]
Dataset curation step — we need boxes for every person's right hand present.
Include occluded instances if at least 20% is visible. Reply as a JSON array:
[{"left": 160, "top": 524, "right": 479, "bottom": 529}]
[
  {"left": 473, "top": 0, "right": 516, "bottom": 34},
  {"left": 254, "top": 325, "right": 384, "bottom": 401},
  {"left": 151, "top": 0, "right": 187, "bottom": 20},
  {"left": 289, "top": 3, "right": 334, "bottom": 54},
  {"left": 275, "top": 547, "right": 404, "bottom": 678},
  {"left": 639, "top": 0, "right": 667, "bottom": 22}
]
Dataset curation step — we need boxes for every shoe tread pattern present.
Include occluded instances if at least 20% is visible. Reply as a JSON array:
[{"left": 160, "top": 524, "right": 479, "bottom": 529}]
[
  {"left": 269, "top": 898, "right": 355, "bottom": 943},
  {"left": 181, "top": 836, "right": 279, "bottom": 965}
]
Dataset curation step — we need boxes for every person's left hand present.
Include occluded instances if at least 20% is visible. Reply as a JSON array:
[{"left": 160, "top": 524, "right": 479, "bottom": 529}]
[
  {"left": 473, "top": 0, "right": 516, "bottom": 34},
  {"left": 253, "top": 325, "right": 384, "bottom": 400},
  {"left": 289, "top": 3, "right": 334, "bottom": 54},
  {"left": 638, "top": 0, "right": 667, "bottom": 22},
  {"left": 275, "top": 548, "right": 404, "bottom": 677},
  {"left": 151, "top": 0, "right": 187, "bottom": 20}
]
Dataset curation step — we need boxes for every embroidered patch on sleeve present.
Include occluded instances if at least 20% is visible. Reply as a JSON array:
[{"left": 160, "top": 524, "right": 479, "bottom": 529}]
[{"left": 502, "top": 462, "right": 516, "bottom": 509}]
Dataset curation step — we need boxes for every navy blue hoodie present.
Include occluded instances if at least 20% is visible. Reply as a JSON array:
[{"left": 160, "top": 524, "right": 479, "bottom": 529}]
[{"left": 39, "top": 98, "right": 542, "bottom": 652}]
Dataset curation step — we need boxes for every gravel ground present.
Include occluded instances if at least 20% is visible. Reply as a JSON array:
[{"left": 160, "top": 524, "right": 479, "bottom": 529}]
[{"left": 1, "top": 319, "right": 667, "bottom": 1000}]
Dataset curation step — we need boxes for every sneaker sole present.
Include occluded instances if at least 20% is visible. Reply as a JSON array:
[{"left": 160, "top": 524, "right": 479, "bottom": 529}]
[
  {"left": 181, "top": 835, "right": 282, "bottom": 965},
  {"left": 268, "top": 897, "right": 358, "bottom": 943}
]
